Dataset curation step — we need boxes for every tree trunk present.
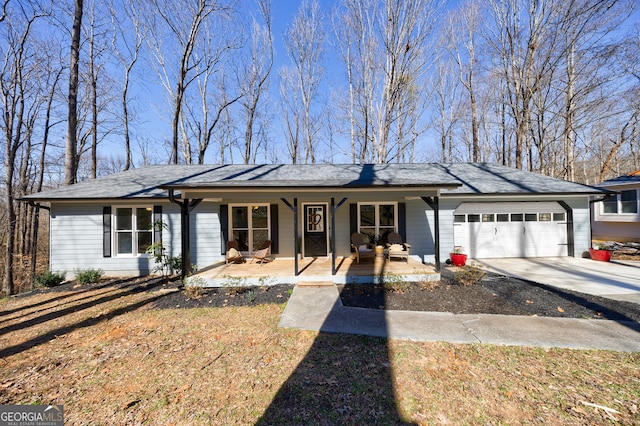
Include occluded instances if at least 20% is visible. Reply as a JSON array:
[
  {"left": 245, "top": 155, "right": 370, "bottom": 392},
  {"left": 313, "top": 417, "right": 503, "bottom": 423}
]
[{"left": 65, "top": 0, "right": 83, "bottom": 185}]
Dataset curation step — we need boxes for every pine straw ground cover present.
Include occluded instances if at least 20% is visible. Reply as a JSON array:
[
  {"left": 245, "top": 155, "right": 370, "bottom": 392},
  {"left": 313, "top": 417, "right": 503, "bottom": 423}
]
[{"left": 0, "top": 277, "right": 638, "bottom": 425}]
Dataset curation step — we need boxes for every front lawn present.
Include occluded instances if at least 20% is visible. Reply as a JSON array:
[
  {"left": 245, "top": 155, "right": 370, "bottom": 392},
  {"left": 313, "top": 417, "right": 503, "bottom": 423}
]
[{"left": 0, "top": 277, "right": 638, "bottom": 424}]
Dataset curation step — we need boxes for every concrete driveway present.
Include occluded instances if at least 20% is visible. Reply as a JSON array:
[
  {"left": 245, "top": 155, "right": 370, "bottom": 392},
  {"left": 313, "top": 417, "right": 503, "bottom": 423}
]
[{"left": 475, "top": 257, "right": 640, "bottom": 304}]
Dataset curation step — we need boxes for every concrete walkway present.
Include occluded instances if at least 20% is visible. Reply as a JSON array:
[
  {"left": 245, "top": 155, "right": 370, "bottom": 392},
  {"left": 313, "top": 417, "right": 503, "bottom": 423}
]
[{"left": 279, "top": 259, "right": 640, "bottom": 352}]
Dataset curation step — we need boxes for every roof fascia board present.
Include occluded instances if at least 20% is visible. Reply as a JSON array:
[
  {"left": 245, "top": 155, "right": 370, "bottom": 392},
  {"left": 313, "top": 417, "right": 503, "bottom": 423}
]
[
  {"left": 166, "top": 184, "right": 459, "bottom": 191},
  {"left": 598, "top": 181, "right": 640, "bottom": 189},
  {"left": 180, "top": 186, "right": 450, "bottom": 198},
  {"left": 22, "top": 197, "right": 173, "bottom": 204},
  {"left": 441, "top": 192, "right": 603, "bottom": 199}
]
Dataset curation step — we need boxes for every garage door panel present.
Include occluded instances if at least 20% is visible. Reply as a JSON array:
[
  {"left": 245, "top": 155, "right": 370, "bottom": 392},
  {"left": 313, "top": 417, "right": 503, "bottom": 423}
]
[{"left": 454, "top": 202, "right": 567, "bottom": 259}]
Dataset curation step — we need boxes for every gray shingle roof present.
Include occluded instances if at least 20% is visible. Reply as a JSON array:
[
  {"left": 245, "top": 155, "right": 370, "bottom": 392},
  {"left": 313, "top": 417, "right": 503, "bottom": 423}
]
[
  {"left": 21, "top": 163, "right": 606, "bottom": 201},
  {"left": 439, "top": 163, "right": 605, "bottom": 195},
  {"left": 598, "top": 172, "right": 640, "bottom": 187}
]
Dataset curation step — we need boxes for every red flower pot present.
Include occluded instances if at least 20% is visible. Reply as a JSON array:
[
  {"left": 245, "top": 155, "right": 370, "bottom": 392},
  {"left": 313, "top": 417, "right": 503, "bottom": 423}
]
[
  {"left": 589, "top": 248, "right": 612, "bottom": 262},
  {"left": 450, "top": 253, "right": 468, "bottom": 267}
]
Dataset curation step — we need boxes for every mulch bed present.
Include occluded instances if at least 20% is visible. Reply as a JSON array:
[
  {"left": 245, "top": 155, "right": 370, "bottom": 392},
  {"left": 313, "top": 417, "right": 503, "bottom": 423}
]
[
  {"left": 151, "top": 283, "right": 294, "bottom": 309},
  {"left": 338, "top": 272, "right": 640, "bottom": 322},
  {"left": 22, "top": 271, "right": 639, "bottom": 322}
]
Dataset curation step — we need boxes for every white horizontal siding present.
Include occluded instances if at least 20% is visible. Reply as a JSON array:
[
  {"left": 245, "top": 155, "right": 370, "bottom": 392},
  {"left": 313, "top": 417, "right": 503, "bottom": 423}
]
[
  {"left": 405, "top": 200, "right": 435, "bottom": 261},
  {"left": 190, "top": 202, "right": 223, "bottom": 268},
  {"left": 49, "top": 202, "right": 221, "bottom": 277}
]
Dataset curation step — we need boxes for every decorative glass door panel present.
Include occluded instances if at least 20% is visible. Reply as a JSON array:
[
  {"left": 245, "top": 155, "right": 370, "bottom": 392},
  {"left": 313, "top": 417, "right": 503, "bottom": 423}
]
[{"left": 304, "top": 204, "right": 327, "bottom": 257}]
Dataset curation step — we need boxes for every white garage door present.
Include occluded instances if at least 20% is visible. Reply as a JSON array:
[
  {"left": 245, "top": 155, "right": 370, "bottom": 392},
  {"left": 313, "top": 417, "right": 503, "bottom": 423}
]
[{"left": 453, "top": 202, "right": 568, "bottom": 258}]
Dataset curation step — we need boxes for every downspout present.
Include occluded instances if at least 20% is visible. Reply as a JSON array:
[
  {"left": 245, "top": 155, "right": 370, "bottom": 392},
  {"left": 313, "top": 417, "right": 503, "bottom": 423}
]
[{"left": 27, "top": 201, "right": 51, "bottom": 290}]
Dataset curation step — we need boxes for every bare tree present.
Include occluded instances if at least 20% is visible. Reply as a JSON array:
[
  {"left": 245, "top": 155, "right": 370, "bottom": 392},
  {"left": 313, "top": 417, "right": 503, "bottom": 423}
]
[
  {"left": 65, "top": 0, "right": 83, "bottom": 184},
  {"left": 179, "top": 10, "right": 241, "bottom": 164},
  {"left": 429, "top": 60, "right": 459, "bottom": 162},
  {"left": 283, "top": 0, "right": 325, "bottom": 164},
  {"left": 333, "top": 0, "right": 378, "bottom": 163},
  {"left": 144, "top": 0, "right": 231, "bottom": 164},
  {"left": 82, "top": 0, "right": 113, "bottom": 179},
  {"left": 444, "top": 0, "right": 482, "bottom": 162},
  {"left": 110, "top": 0, "right": 143, "bottom": 171},
  {"left": 237, "top": 0, "right": 273, "bottom": 165},
  {"left": 278, "top": 66, "right": 301, "bottom": 163},
  {"left": 1, "top": 1, "right": 49, "bottom": 296},
  {"left": 335, "top": 0, "right": 441, "bottom": 164},
  {"left": 556, "top": 0, "right": 632, "bottom": 181}
]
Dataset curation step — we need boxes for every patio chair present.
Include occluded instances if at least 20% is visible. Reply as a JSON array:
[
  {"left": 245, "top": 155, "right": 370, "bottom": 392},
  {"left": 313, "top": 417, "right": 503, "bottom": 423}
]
[
  {"left": 386, "top": 232, "right": 410, "bottom": 262},
  {"left": 226, "top": 241, "right": 245, "bottom": 264},
  {"left": 351, "top": 232, "right": 375, "bottom": 263},
  {"left": 250, "top": 240, "right": 272, "bottom": 264}
]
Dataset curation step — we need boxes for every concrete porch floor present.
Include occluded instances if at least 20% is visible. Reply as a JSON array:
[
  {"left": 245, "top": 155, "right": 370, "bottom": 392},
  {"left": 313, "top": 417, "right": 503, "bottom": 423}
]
[{"left": 189, "top": 255, "right": 439, "bottom": 287}]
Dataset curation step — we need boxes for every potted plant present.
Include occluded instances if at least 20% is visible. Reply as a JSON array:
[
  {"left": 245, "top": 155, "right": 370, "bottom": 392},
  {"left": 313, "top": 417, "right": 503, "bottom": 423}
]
[
  {"left": 450, "top": 246, "right": 468, "bottom": 267},
  {"left": 589, "top": 243, "right": 612, "bottom": 262}
]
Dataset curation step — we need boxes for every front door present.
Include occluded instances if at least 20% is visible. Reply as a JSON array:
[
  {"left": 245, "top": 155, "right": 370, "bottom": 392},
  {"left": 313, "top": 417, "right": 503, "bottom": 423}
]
[{"left": 304, "top": 204, "right": 328, "bottom": 257}]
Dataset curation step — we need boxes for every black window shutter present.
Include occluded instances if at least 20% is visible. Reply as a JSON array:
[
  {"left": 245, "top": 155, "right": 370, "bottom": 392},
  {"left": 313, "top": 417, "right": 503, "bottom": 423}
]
[
  {"left": 349, "top": 203, "right": 357, "bottom": 252},
  {"left": 220, "top": 204, "right": 228, "bottom": 255},
  {"left": 103, "top": 206, "right": 111, "bottom": 257},
  {"left": 270, "top": 204, "right": 279, "bottom": 254},
  {"left": 398, "top": 202, "right": 406, "bottom": 241},
  {"left": 153, "top": 205, "right": 163, "bottom": 255}
]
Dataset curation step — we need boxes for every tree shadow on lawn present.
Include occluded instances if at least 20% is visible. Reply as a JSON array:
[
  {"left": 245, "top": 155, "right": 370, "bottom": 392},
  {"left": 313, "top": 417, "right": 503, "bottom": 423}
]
[
  {"left": 0, "top": 277, "right": 171, "bottom": 359},
  {"left": 258, "top": 255, "right": 416, "bottom": 425},
  {"left": 0, "top": 278, "right": 123, "bottom": 318}
]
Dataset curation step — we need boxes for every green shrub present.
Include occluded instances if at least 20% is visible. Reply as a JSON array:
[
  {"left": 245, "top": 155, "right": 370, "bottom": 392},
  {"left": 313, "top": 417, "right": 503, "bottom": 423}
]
[
  {"left": 74, "top": 268, "right": 104, "bottom": 284},
  {"left": 34, "top": 271, "right": 66, "bottom": 288}
]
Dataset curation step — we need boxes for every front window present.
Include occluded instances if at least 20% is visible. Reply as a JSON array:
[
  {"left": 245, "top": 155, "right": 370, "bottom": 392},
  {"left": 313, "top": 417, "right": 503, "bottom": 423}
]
[
  {"left": 115, "top": 207, "right": 153, "bottom": 256},
  {"left": 602, "top": 190, "right": 638, "bottom": 215},
  {"left": 230, "top": 204, "right": 269, "bottom": 253},
  {"left": 358, "top": 202, "right": 397, "bottom": 243},
  {"left": 621, "top": 190, "right": 638, "bottom": 214},
  {"left": 603, "top": 196, "right": 618, "bottom": 214}
]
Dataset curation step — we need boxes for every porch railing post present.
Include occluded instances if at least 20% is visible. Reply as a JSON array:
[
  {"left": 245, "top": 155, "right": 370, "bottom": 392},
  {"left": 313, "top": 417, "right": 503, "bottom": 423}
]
[
  {"left": 331, "top": 198, "right": 335, "bottom": 274},
  {"left": 293, "top": 198, "right": 298, "bottom": 276}
]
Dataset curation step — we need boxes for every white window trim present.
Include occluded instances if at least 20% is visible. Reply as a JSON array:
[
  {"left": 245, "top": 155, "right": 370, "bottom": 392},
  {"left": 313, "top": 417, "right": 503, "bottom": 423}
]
[
  {"left": 599, "top": 189, "right": 639, "bottom": 217},
  {"left": 357, "top": 202, "right": 398, "bottom": 237},
  {"left": 228, "top": 203, "right": 271, "bottom": 254},
  {"left": 113, "top": 206, "right": 154, "bottom": 258}
]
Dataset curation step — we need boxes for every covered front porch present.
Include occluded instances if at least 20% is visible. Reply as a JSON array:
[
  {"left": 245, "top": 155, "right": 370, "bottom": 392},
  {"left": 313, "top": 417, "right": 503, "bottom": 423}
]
[{"left": 189, "top": 256, "right": 440, "bottom": 287}]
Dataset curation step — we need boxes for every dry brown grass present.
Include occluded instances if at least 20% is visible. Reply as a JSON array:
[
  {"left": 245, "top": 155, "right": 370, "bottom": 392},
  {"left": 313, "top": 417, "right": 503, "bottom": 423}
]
[{"left": 0, "top": 279, "right": 638, "bottom": 425}]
